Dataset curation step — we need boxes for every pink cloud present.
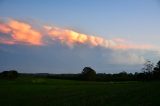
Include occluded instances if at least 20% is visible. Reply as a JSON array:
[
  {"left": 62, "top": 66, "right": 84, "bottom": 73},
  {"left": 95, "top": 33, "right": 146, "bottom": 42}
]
[
  {"left": 0, "top": 19, "right": 43, "bottom": 45},
  {"left": 0, "top": 18, "right": 157, "bottom": 51}
]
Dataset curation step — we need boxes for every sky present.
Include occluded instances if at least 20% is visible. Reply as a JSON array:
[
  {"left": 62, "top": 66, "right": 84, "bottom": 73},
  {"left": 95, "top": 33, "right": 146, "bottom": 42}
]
[{"left": 0, "top": 0, "right": 160, "bottom": 73}]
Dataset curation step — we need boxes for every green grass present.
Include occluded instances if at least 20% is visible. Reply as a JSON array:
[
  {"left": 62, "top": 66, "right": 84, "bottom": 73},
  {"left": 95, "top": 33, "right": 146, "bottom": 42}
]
[{"left": 0, "top": 77, "right": 160, "bottom": 106}]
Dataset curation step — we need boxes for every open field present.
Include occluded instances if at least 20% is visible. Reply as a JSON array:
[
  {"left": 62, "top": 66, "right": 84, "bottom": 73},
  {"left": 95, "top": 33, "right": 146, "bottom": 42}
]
[{"left": 0, "top": 77, "right": 160, "bottom": 106}]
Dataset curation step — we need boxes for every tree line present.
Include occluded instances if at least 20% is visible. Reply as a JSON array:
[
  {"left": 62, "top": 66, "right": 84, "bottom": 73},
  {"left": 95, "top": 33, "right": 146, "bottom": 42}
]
[
  {"left": 0, "top": 60, "right": 160, "bottom": 81},
  {"left": 46, "top": 60, "right": 160, "bottom": 81}
]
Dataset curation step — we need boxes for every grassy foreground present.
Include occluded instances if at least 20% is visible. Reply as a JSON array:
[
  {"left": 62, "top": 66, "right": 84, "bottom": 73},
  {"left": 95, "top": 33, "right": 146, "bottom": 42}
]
[{"left": 0, "top": 77, "right": 160, "bottom": 106}]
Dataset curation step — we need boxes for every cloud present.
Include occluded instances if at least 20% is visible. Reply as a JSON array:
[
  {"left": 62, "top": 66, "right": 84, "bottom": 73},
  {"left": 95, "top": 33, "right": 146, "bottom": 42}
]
[
  {"left": 0, "top": 18, "right": 156, "bottom": 51},
  {"left": 44, "top": 25, "right": 155, "bottom": 50},
  {"left": 44, "top": 26, "right": 110, "bottom": 48},
  {"left": 0, "top": 18, "right": 159, "bottom": 73},
  {"left": 0, "top": 23, "right": 11, "bottom": 33},
  {"left": 0, "top": 19, "right": 43, "bottom": 45},
  {"left": 0, "top": 37, "right": 15, "bottom": 45}
]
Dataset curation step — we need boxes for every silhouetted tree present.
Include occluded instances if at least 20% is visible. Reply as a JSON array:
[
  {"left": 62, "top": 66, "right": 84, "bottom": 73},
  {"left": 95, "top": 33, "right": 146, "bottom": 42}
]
[
  {"left": 140, "top": 60, "right": 154, "bottom": 80},
  {"left": 153, "top": 61, "right": 160, "bottom": 79},
  {"left": 0, "top": 70, "right": 18, "bottom": 79},
  {"left": 142, "top": 60, "right": 154, "bottom": 73},
  {"left": 81, "top": 67, "right": 96, "bottom": 81}
]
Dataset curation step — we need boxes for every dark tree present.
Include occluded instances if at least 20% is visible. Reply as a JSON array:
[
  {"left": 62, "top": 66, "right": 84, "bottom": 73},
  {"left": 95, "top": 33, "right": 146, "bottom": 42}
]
[
  {"left": 142, "top": 60, "right": 154, "bottom": 73},
  {"left": 141, "top": 60, "right": 154, "bottom": 80},
  {"left": 0, "top": 70, "right": 18, "bottom": 79},
  {"left": 153, "top": 61, "right": 160, "bottom": 79},
  {"left": 81, "top": 67, "right": 96, "bottom": 81},
  {"left": 154, "top": 61, "right": 160, "bottom": 70}
]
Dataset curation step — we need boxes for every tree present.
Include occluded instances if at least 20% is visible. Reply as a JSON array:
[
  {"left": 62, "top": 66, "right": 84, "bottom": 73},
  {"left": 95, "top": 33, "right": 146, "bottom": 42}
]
[
  {"left": 0, "top": 70, "right": 18, "bottom": 79},
  {"left": 81, "top": 67, "right": 96, "bottom": 81},
  {"left": 142, "top": 60, "right": 154, "bottom": 73},
  {"left": 154, "top": 61, "right": 160, "bottom": 70},
  {"left": 153, "top": 61, "right": 160, "bottom": 79},
  {"left": 141, "top": 60, "right": 154, "bottom": 80}
]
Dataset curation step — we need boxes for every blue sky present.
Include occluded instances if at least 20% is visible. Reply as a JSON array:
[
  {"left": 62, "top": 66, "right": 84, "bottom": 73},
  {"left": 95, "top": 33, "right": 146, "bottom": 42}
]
[{"left": 0, "top": 0, "right": 160, "bottom": 73}]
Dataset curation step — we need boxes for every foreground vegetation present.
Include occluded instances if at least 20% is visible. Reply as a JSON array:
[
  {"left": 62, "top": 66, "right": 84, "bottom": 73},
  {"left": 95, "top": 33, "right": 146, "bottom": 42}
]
[{"left": 0, "top": 77, "right": 160, "bottom": 106}]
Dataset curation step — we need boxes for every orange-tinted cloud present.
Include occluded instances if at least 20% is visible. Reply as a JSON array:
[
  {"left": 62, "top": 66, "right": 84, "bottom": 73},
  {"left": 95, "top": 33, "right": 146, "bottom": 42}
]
[
  {"left": 44, "top": 26, "right": 111, "bottom": 48},
  {"left": 0, "top": 19, "right": 43, "bottom": 45},
  {"left": 0, "top": 18, "right": 156, "bottom": 50},
  {"left": 0, "top": 23, "right": 11, "bottom": 33},
  {"left": 44, "top": 25, "right": 155, "bottom": 50}
]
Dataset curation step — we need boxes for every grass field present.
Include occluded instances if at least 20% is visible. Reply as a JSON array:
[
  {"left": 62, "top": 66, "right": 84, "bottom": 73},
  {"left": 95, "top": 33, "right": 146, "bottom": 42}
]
[{"left": 0, "top": 77, "right": 160, "bottom": 106}]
